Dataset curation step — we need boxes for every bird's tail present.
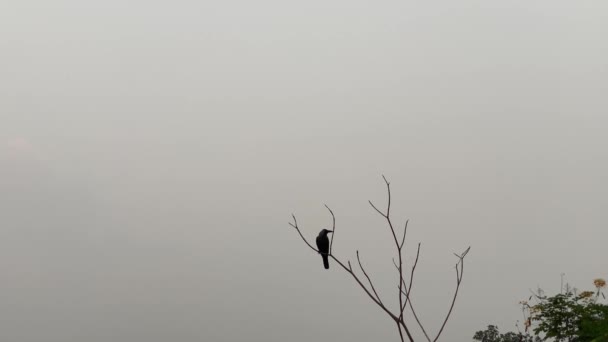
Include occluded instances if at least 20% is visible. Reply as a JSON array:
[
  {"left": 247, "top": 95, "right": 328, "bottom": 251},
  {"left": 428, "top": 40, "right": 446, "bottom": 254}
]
[{"left": 322, "top": 254, "right": 329, "bottom": 269}]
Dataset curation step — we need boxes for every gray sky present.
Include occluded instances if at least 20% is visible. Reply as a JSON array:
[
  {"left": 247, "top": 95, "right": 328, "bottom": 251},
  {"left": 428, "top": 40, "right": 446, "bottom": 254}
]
[{"left": 1, "top": 1, "right": 607, "bottom": 341}]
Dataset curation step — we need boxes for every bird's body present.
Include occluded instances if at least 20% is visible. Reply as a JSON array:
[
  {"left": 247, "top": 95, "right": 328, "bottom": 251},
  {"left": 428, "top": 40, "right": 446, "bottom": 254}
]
[{"left": 316, "top": 229, "right": 332, "bottom": 269}]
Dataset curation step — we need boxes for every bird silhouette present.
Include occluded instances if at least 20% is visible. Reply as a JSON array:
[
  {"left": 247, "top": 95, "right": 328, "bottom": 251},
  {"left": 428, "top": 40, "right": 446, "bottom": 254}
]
[{"left": 316, "top": 229, "right": 333, "bottom": 269}]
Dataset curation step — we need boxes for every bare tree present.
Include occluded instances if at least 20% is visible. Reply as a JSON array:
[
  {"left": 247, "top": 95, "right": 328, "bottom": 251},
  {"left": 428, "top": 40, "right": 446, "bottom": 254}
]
[{"left": 288, "top": 176, "right": 471, "bottom": 342}]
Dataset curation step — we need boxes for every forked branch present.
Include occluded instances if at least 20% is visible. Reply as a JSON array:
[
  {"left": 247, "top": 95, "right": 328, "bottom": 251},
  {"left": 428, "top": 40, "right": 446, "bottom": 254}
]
[{"left": 433, "top": 246, "right": 471, "bottom": 342}]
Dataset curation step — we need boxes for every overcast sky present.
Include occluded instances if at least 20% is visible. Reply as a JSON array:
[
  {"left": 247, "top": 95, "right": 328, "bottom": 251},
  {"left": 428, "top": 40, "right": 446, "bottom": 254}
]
[{"left": 1, "top": 1, "right": 607, "bottom": 341}]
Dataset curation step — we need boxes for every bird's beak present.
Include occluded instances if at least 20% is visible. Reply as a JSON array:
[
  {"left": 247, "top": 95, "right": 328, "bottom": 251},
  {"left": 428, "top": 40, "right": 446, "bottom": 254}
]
[{"left": 327, "top": 230, "right": 333, "bottom": 233}]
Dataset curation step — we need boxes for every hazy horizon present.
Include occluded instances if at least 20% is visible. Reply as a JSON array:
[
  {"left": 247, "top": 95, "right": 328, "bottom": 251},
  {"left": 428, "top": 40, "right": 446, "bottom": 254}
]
[{"left": 2, "top": 1, "right": 607, "bottom": 341}]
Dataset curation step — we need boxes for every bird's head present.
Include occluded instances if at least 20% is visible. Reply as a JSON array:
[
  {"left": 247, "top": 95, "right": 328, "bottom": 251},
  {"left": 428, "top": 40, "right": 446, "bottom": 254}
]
[{"left": 320, "top": 229, "right": 333, "bottom": 236}]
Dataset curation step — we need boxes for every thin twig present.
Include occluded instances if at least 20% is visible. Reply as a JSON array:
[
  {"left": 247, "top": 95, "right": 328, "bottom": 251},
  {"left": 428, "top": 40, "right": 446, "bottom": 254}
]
[
  {"left": 403, "top": 243, "right": 421, "bottom": 310},
  {"left": 289, "top": 214, "right": 318, "bottom": 253},
  {"left": 433, "top": 247, "right": 470, "bottom": 342},
  {"left": 383, "top": 174, "right": 391, "bottom": 217},
  {"left": 400, "top": 220, "right": 409, "bottom": 249},
  {"left": 357, "top": 250, "right": 383, "bottom": 304},
  {"left": 368, "top": 200, "right": 386, "bottom": 217},
  {"left": 325, "top": 204, "right": 336, "bottom": 255}
]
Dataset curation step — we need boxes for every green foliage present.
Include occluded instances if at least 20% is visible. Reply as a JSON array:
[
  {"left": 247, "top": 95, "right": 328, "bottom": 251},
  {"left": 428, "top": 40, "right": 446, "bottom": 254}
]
[
  {"left": 576, "top": 303, "right": 608, "bottom": 342},
  {"left": 474, "top": 279, "right": 607, "bottom": 342},
  {"left": 529, "top": 289, "right": 608, "bottom": 341},
  {"left": 531, "top": 292, "right": 582, "bottom": 341},
  {"left": 473, "top": 325, "right": 541, "bottom": 342}
]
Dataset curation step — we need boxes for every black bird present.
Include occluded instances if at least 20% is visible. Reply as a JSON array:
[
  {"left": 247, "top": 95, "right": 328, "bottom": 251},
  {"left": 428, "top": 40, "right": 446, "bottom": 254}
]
[{"left": 316, "top": 229, "right": 333, "bottom": 269}]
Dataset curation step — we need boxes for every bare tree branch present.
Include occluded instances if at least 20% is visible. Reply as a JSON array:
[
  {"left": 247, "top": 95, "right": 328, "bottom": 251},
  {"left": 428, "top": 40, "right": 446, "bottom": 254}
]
[
  {"left": 400, "top": 220, "right": 409, "bottom": 249},
  {"left": 368, "top": 176, "right": 415, "bottom": 342},
  {"left": 433, "top": 246, "right": 470, "bottom": 342},
  {"left": 397, "top": 322, "right": 405, "bottom": 342},
  {"left": 330, "top": 255, "right": 405, "bottom": 333},
  {"left": 288, "top": 178, "right": 470, "bottom": 342},
  {"left": 393, "top": 243, "right": 431, "bottom": 342},
  {"left": 357, "top": 250, "right": 383, "bottom": 304},
  {"left": 399, "top": 292, "right": 432, "bottom": 342},
  {"left": 383, "top": 174, "right": 391, "bottom": 217},
  {"left": 368, "top": 200, "right": 386, "bottom": 218},
  {"left": 325, "top": 204, "right": 336, "bottom": 255},
  {"left": 403, "top": 243, "right": 421, "bottom": 311},
  {"left": 289, "top": 214, "right": 318, "bottom": 253}
]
